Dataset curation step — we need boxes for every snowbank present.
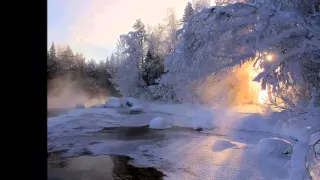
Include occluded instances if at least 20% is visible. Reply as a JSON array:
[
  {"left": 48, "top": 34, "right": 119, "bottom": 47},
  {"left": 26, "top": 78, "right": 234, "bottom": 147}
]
[
  {"left": 212, "top": 139, "right": 237, "bottom": 152},
  {"left": 149, "top": 117, "right": 171, "bottom": 129},
  {"left": 90, "top": 104, "right": 106, "bottom": 108},
  {"left": 233, "top": 113, "right": 274, "bottom": 133},
  {"left": 288, "top": 142, "right": 309, "bottom": 180},
  {"left": 306, "top": 130, "right": 320, "bottom": 180},
  {"left": 270, "top": 108, "right": 320, "bottom": 180},
  {"left": 272, "top": 108, "right": 320, "bottom": 142},
  {"left": 105, "top": 97, "right": 122, "bottom": 108},
  {"left": 149, "top": 103, "right": 207, "bottom": 118},
  {"left": 123, "top": 97, "right": 139, "bottom": 106},
  {"left": 191, "top": 109, "right": 214, "bottom": 129},
  {"left": 129, "top": 105, "right": 144, "bottom": 114},
  {"left": 257, "top": 137, "right": 293, "bottom": 156},
  {"left": 75, "top": 104, "right": 85, "bottom": 109}
]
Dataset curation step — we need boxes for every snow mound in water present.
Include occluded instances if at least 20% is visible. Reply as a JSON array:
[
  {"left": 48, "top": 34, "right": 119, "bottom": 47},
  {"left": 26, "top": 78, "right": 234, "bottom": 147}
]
[
  {"left": 105, "top": 97, "right": 121, "bottom": 108},
  {"left": 257, "top": 137, "right": 293, "bottom": 156},
  {"left": 149, "top": 117, "right": 171, "bottom": 129},
  {"left": 123, "top": 97, "right": 139, "bottom": 106},
  {"left": 75, "top": 104, "right": 85, "bottom": 109},
  {"left": 90, "top": 104, "right": 105, "bottom": 108},
  {"left": 212, "top": 139, "right": 237, "bottom": 152},
  {"left": 191, "top": 109, "right": 214, "bottom": 129},
  {"left": 129, "top": 105, "right": 144, "bottom": 113}
]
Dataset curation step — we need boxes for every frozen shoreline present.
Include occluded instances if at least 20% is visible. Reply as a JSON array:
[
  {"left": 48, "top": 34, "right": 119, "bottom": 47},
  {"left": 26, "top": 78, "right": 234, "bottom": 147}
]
[{"left": 47, "top": 100, "right": 319, "bottom": 180}]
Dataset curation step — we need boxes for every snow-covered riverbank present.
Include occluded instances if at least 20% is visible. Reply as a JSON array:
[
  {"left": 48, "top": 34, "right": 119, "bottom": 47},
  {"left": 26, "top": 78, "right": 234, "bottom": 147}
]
[{"left": 47, "top": 98, "right": 319, "bottom": 180}]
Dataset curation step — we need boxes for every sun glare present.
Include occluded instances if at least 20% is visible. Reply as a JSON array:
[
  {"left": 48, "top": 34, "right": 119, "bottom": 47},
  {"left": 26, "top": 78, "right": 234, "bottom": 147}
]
[
  {"left": 266, "top": 54, "right": 273, "bottom": 61},
  {"left": 258, "top": 89, "right": 268, "bottom": 104},
  {"left": 248, "top": 62, "right": 269, "bottom": 105}
]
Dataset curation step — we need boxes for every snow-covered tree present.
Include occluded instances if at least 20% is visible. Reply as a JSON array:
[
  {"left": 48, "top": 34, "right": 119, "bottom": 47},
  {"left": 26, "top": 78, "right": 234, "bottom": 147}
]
[
  {"left": 59, "top": 45, "right": 76, "bottom": 71},
  {"left": 193, "top": 0, "right": 211, "bottom": 13},
  {"left": 153, "top": 1, "right": 320, "bottom": 108},
  {"left": 48, "top": 42, "right": 57, "bottom": 61},
  {"left": 164, "top": 8, "right": 181, "bottom": 53},
  {"left": 107, "top": 53, "right": 119, "bottom": 89},
  {"left": 109, "top": 19, "right": 148, "bottom": 97},
  {"left": 141, "top": 49, "right": 164, "bottom": 86},
  {"left": 47, "top": 42, "right": 58, "bottom": 81},
  {"left": 183, "top": 2, "right": 194, "bottom": 23},
  {"left": 141, "top": 24, "right": 167, "bottom": 87},
  {"left": 215, "top": 0, "right": 248, "bottom": 6}
]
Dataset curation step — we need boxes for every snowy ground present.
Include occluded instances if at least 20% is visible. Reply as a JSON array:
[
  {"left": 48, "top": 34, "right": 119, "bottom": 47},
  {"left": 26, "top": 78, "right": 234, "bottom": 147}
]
[{"left": 48, "top": 99, "right": 319, "bottom": 180}]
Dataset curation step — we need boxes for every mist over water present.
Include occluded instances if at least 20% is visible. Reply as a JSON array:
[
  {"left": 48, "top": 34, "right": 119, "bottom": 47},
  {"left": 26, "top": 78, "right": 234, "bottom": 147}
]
[{"left": 47, "top": 77, "right": 109, "bottom": 109}]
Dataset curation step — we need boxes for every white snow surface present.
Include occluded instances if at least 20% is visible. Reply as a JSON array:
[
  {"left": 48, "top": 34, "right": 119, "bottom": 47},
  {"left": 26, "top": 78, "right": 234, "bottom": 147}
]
[
  {"left": 129, "top": 105, "right": 144, "bottom": 113},
  {"left": 272, "top": 109, "right": 320, "bottom": 142},
  {"left": 257, "top": 137, "right": 293, "bottom": 156},
  {"left": 48, "top": 100, "right": 319, "bottom": 180},
  {"left": 191, "top": 109, "right": 214, "bottom": 129},
  {"left": 149, "top": 117, "right": 172, "bottom": 129},
  {"left": 90, "top": 104, "right": 106, "bottom": 108},
  {"left": 288, "top": 142, "right": 309, "bottom": 180},
  {"left": 105, "top": 97, "right": 122, "bottom": 108},
  {"left": 211, "top": 139, "right": 237, "bottom": 152}
]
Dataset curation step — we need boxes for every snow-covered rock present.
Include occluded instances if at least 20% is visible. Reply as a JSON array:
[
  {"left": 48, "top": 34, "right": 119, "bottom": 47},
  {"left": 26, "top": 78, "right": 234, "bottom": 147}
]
[
  {"left": 309, "top": 130, "right": 320, "bottom": 146},
  {"left": 272, "top": 109, "right": 320, "bottom": 142},
  {"left": 314, "top": 143, "right": 320, "bottom": 155},
  {"left": 123, "top": 97, "right": 139, "bottom": 106},
  {"left": 212, "top": 139, "right": 237, "bottom": 152},
  {"left": 129, "top": 105, "right": 144, "bottom": 114},
  {"left": 305, "top": 130, "right": 320, "bottom": 180},
  {"left": 289, "top": 142, "right": 309, "bottom": 180},
  {"left": 105, "top": 97, "right": 121, "bottom": 108},
  {"left": 149, "top": 117, "right": 171, "bottom": 129},
  {"left": 191, "top": 110, "right": 214, "bottom": 129},
  {"left": 75, "top": 104, "right": 85, "bottom": 109},
  {"left": 257, "top": 137, "right": 293, "bottom": 156},
  {"left": 91, "top": 104, "right": 105, "bottom": 108}
]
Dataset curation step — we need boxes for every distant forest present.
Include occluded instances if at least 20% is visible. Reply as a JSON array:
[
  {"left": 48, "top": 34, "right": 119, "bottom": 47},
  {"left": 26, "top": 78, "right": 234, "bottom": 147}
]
[{"left": 47, "top": 42, "right": 118, "bottom": 98}]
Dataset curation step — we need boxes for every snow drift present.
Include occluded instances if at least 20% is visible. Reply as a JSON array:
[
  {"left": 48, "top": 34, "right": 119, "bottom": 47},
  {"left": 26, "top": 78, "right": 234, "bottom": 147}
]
[
  {"left": 129, "top": 105, "right": 144, "bottom": 114},
  {"left": 191, "top": 109, "right": 214, "bottom": 129},
  {"left": 149, "top": 117, "right": 172, "bottom": 129},
  {"left": 257, "top": 137, "right": 293, "bottom": 156},
  {"left": 212, "top": 139, "right": 237, "bottom": 152},
  {"left": 105, "top": 97, "right": 122, "bottom": 108}
]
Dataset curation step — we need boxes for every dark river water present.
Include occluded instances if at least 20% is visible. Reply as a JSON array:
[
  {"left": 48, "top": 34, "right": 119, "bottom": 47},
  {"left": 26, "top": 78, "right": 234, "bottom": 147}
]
[
  {"left": 47, "top": 108, "right": 70, "bottom": 118},
  {"left": 47, "top": 108, "right": 165, "bottom": 180},
  {"left": 48, "top": 153, "right": 164, "bottom": 180}
]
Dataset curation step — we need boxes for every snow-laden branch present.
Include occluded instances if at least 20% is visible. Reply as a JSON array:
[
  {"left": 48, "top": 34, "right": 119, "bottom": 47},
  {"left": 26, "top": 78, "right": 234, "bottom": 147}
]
[{"left": 152, "top": 0, "right": 320, "bottom": 104}]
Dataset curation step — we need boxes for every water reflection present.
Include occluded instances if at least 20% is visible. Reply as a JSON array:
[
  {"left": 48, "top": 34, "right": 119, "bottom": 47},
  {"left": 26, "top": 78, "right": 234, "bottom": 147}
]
[{"left": 48, "top": 155, "right": 164, "bottom": 180}]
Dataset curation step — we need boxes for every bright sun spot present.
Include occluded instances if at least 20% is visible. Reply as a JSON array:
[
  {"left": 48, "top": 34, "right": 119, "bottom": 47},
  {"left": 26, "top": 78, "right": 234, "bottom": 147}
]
[
  {"left": 248, "top": 61, "right": 269, "bottom": 105},
  {"left": 266, "top": 54, "right": 273, "bottom": 61},
  {"left": 258, "top": 89, "right": 268, "bottom": 104}
]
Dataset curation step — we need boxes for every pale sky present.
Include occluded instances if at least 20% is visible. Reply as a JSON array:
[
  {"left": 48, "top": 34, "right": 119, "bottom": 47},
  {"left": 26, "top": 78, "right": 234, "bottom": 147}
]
[{"left": 48, "top": 0, "right": 192, "bottom": 61}]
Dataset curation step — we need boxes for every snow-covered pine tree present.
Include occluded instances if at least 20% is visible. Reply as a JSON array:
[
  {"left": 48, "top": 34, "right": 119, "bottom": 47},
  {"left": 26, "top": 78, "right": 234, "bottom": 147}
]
[
  {"left": 141, "top": 49, "right": 164, "bottom": 86},
  {"left": 107, "top": 53, "right": 119, "bottom": 91},
  {"left": 183, "top": 2, "right": 194, "bottom": 24},
  {"left": 48, "top": 42, "right": 57, "bottom": 62},
  {"left": 47, "top": 42, "right": 58, "bottom": 81}
]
